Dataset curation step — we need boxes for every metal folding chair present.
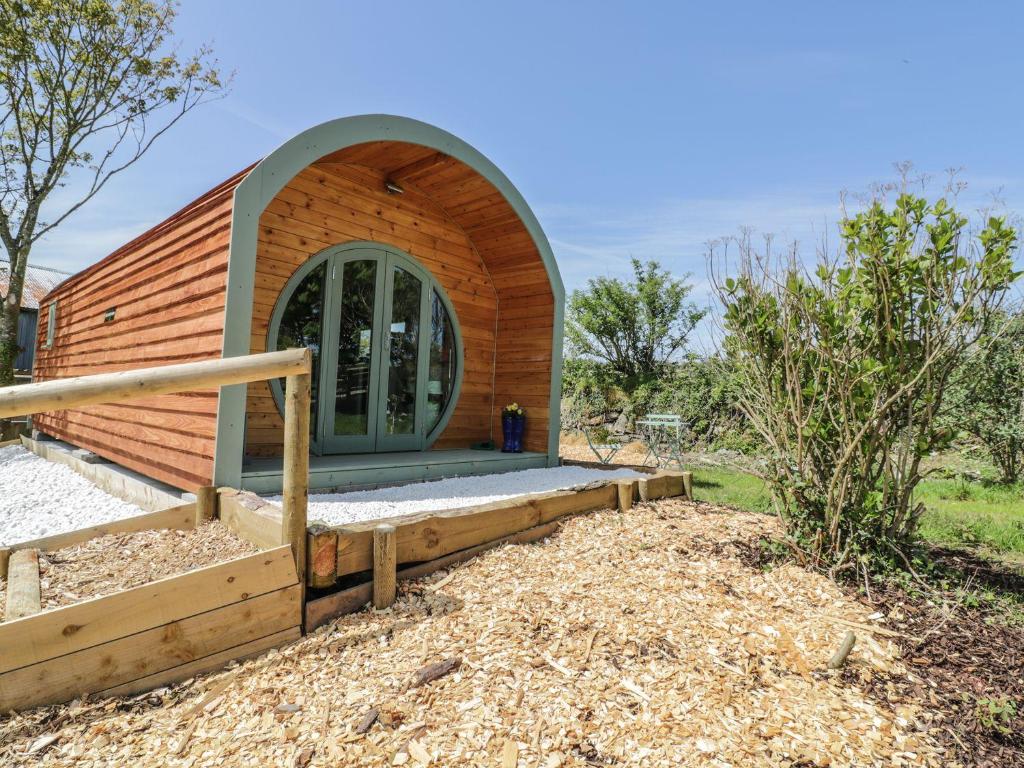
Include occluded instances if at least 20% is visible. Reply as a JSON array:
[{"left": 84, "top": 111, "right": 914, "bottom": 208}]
[{"left": 581, "top": 426, "right": 623, "bottom": 465}]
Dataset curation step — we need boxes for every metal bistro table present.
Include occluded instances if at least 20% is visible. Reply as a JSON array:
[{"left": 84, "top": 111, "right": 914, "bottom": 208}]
[{"left": 636, "top": 414, "right": 687, "bottom": 468}]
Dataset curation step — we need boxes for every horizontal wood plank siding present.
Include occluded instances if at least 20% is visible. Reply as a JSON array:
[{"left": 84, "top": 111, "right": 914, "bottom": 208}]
[{"left": 31, "top": 170, "right": 250, "bottom": 490}]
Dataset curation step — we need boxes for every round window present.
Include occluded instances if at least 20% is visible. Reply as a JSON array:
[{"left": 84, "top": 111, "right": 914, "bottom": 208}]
[{"left": 266, "top": 243, "right": 462, "bottom": 452}]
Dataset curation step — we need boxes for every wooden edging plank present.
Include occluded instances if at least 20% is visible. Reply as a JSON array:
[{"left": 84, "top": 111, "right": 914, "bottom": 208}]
[
  {"left": 5, "top": 549, "right": 41, "bottom": 621},
  {"left": 638, "top": 470, "right": 683, "bottom": 502},
  {"left": 560, "top": 458, "right": 658, "bottom": 474},
  {"left": 218, "top": 489, "right": 283, "bottom": 550},
  {"left": 0, "top": 584, "right": 301, "bottom": 712},
  {"left": 97, "top": 626, "right": 301, "bottom": 699},
  {"left": 306, "top": 519, "right": 562, "bottom": 631},
  {"left": 334, "top": 483, "right": 618, "bottom": 579},
  {"left": 307, "top": 470, "right": 686, "bottom": 628},
  {"left": 3, "top": 503, "right": 197, "bottom": 556},
  {"left": 0, "top": 545, "right": 297, "bottom": 674}
]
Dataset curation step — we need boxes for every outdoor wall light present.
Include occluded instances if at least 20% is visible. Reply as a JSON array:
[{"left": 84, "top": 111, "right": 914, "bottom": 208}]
[{"left": 385, "top": 179, "right": 404, "bottom": 195}]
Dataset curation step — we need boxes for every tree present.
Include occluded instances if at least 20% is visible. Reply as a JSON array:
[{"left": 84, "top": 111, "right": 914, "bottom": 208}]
[
  {"left": 0, "top": 0, "right": 228, "bottom": 387},
  {"left": 715, "top": 195, "right": 1020, "bottom": 575},
  {"left": 947, "top": 308, "right": 1024, "bottom": 483},
  {"left": 566, "top": 258, "right": 707, "bottom": 386}
]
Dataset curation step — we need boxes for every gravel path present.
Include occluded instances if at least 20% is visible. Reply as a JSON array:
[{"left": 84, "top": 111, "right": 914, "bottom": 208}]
[
  {"left": 0, "top": 445, "right": 147, "bottom": 546},
  {"left": 268, "top": 465, "right": 645, "bottom": 527}
]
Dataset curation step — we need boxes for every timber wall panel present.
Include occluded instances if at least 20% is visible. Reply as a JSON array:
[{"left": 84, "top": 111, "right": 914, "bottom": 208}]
[
  {"left": 31, "top": 171, "right": 249, "bottom": 490},
  {"left": 248, "top": 142, "right": 555, "bottom": 457},
  {"left": 245, "top": 161, "right": 500, "bottom": 456}
]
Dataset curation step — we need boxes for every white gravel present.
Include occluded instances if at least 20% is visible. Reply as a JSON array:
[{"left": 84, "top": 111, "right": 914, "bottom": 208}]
[
  {"left": 0, "top": 445, "right": 147, "bottom": 546},
  {"left": 270, "top": 465, "right": 646, "bottom": 527}
]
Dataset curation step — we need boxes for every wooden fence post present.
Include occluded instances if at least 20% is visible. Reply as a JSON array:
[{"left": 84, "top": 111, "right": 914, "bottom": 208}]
[
  {"left": 195, "top": 486, "right": 218, "bottom": 526},
  {"left": 281, "top": 350, "right": 311, "bottom": 599},
  {"left": 373, "top": 524, "right": 397, "bottom": 609}
]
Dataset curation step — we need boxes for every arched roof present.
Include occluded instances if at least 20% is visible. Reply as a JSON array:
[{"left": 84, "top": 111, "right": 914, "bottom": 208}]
[{"left": 213, "top": 115, "right": 564, "bottom": 485}]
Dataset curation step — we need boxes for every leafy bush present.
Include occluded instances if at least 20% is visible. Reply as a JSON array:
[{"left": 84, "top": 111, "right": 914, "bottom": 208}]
[
  {"left": 560, "top": 357, "right": 623, "bottom": 428},
  {"left": 562, "top": 353, "right": 753, "bottom": 449},
  {"left": 945, "top": 308, "right": 1024, "bottom": 483},
  {"left": 566, "top": 259, "right": 706, "bottom": 388},
  {"left": 717, "top": 194, "right": 1020, "bottom": 573},
  {"left": 629, "top": 355, "right": 755, "bottom": 449},
  {"left": 562, "top": 261, "right": 747, "bottom": 445}
]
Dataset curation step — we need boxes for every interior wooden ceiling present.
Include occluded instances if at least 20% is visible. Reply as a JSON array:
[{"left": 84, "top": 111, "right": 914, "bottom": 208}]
[{"left": 313, "top": 142, "right": 546, "bottom": 286}]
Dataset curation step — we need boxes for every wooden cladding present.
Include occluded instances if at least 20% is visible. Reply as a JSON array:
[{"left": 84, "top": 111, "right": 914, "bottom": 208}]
[
  {"left": 32, "top": 169, "right": 250, "bottom": 491},
  {"left": 29, "top": 130, "right": 558, "bottom": 493},
  {"left": 246, "top": 142, "right": 555, "bottom": 456}
]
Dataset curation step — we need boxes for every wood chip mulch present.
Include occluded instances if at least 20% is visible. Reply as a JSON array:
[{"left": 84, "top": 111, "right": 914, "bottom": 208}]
[
  {"left": 852, "top": 548, "right": 1024, "bottom": 768},
  {"left": 36, "top": 521, "right": 259, "bottom": 611},
  {"left": 0, "top": 499, "right": 947, "bottom": 767}
]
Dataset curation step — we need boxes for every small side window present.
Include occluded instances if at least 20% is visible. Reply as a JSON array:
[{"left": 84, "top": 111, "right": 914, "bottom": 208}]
[{"left": 44, "top": 300, "right": 57, "bottom": 348}]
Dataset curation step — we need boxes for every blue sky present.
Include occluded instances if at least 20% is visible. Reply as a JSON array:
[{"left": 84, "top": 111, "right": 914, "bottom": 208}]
[{"left": 33, "top": 0, "right": 1024, "bottom": 321}]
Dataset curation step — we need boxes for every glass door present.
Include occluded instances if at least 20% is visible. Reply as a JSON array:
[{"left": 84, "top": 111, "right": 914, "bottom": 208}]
[
  {"left": 318, "top": 250, "right": 386, "bottom": 453},
  {"left": 273, "top": 244, "right": 457, "bottom": 456},
  {"left": 273, "top": 261, "right": 328, "bottom": 455},
  {"left": 375, "top": 260, "right": 430, "bottom": 452}
]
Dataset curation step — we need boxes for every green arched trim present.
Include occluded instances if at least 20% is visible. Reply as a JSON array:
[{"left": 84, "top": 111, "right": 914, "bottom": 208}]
[
  {"left": 264, "top": 240, "right": 465, "bottom": 451},
  {"left": 214, "top": 115, "right": 564, "bottom": 486}
]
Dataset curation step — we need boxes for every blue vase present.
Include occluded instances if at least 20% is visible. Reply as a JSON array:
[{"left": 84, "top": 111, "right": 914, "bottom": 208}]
[
  {"left": 501, "top": 414, "right": 516, "bottom": 452},
  {"left": 512, "top": 415, "right": 525, "bottom": 453}
]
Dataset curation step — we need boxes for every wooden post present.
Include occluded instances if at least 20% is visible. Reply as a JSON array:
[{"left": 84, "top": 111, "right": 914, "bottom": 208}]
[
  {"left": 373, "top": 524, "right": 397, "bottom": 609},
  {"left": 5, "top": 549, "right": 41, "bottom": 621},
  {"left": 682, "top": 471, "right": 694, "bottom": 501},
  {"left": 195, "top": 485, "right": 218, "bottom": 525},
  {"left": 307, "top": 526, "right": 339, "bottom": 589},
  {"left": 616, "top": 480, "right": 635, "bottom": 512},
  {"left": 638, "top": 477, "right": 651, "bottom": 503},
  {"left": 281, "top": 349, "right": 311, "bottom": 601},
  {"left": 0, "top": 547, "right": 9, "bottom": 580}
]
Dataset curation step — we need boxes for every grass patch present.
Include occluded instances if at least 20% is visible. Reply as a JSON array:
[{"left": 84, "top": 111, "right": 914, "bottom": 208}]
[
  {"left": 915, "top": 477, "right": 1024, "bottom": 561},
  {"left": 689, "top": 464, "right": 1024, "bottom": 561},
  {"left": 691, "top": 466, "right": 772, "bottom": 513}
]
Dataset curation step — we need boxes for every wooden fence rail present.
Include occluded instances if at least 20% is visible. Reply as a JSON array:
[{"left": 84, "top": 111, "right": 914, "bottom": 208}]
[{"left": 0, "top": 349, "right": 311, "bottom": 582}]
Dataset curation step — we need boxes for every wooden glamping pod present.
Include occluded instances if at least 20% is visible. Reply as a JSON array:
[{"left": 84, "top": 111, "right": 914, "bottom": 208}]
[{"left": 32, "top": 115, "right": 564, "bottom": 493}]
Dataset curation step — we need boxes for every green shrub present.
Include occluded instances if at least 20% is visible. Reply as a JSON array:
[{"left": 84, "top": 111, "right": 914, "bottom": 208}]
[
  {"left": 562, "top": 353, "right": 753, "bottom": 449},
  {"left": 566, "top": 259, "right": 706, "bottom": 388},
  {"left": 717, "top": 194, "right": 1020, "bottom": 573},
  {"left": 944, "top": 309, "right": 1024, "bottom": 483}
]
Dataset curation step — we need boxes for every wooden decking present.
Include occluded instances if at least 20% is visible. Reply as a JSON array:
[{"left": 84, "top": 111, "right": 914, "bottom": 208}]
[{"left": 241, "top": 448, "right": 548, "bottom": 493}]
